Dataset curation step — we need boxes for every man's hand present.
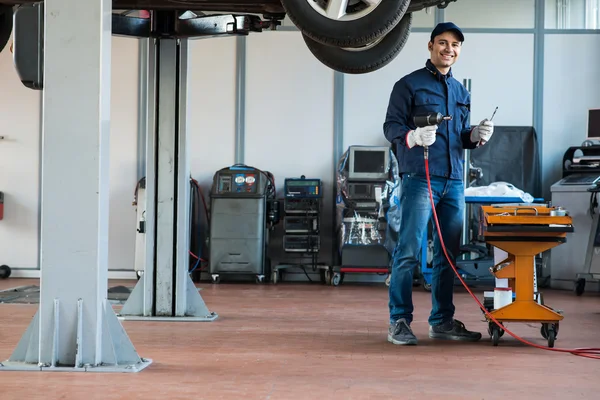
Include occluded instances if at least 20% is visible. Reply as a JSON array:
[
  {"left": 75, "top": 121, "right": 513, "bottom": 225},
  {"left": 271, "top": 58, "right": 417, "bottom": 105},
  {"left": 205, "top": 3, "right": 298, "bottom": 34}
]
[
  {"left": 407, "top": 125, "right": 437, "bottom": 148},
  {"left": 470, "top": 119, "right": 494, "bottom": 144}
]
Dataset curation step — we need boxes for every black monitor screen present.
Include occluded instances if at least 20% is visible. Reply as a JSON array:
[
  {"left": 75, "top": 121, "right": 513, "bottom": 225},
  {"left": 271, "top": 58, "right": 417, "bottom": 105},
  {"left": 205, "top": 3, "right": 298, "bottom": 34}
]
[
  {"left": 589, "top": 109, "right": 600, "bottom": 138},
  {"left": 353, "top": 150, "right": 385, "bottom": 173}
]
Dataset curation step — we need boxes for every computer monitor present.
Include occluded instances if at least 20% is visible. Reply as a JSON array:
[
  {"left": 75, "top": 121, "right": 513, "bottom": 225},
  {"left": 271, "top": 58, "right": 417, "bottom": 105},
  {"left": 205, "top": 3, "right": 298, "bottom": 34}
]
[
  {"left": 587, "top": 108, "right": 600, "bottom": 139},
  {"left": 348, "top": 146, "right": 390, "bottom": 180}
]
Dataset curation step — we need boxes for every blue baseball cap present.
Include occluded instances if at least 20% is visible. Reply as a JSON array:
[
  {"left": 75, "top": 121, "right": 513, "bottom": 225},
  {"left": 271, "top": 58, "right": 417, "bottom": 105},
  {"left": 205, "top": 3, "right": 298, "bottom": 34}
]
[{"left": 430, "top": 22, "right": 464, "bottom": 42}]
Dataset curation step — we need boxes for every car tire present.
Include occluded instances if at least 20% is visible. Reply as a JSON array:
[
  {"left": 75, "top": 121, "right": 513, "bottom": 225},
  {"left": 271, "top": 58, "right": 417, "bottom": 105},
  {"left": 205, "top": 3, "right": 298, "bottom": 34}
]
[
  {"left": 0, "top": 5, "right": 12, "bottom": 55},
  {"left": 303, "top": 12, "right": 412, "bottom": 74},
  {"left": 281, "top": 0, "right": 411, "bottom": 48}
]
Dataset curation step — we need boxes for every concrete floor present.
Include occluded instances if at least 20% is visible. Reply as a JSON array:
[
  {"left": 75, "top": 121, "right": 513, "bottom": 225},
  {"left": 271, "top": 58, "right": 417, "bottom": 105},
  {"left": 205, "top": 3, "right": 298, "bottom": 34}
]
[{"left": 0, "top": 277, "right": 599, "bottom": 399}]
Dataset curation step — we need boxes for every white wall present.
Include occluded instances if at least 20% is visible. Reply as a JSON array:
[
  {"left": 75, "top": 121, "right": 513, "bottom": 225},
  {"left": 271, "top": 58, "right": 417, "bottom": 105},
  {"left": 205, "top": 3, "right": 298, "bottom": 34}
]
[
  {"left": 444, "top": 0, "right": 536, "bottom": 28},
  {"left": 0, "top": 34, "right": 41, "bottom": 271},
  {"left": 245, "top": 31, "right": 335, "bottom": 263},
  {"left": 450, "top": 33, "right": 534, "bottom": 126},
  {"left": 188, "top": 36, "right": 237, "bottom": 193},
  {"left": 108, "top": 37, "right": 140, "bottom": 272},
  {"left": 545, "top": 0, "right": 599, "bottom": 29},
  {"left": 542, "top": 34, "right": 600, "bottom": 193},
  {"left": 0, "top": 36, "right": 139, "bottom": 273}
]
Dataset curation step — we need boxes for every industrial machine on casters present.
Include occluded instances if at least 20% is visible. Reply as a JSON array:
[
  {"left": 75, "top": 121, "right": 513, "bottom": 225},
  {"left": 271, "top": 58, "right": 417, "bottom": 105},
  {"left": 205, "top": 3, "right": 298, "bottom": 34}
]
[
  {"left": 550, "top": 110, "right": 600, "bottom": 295},
  {"left": 333, "top": 145, "right": 397, "bottom": 286},
  {"left": 208, "top": 164, "right": 280, "bottom": 284},
  {"left": 272, "top": 176, "right": 327, "bottom": 283}
]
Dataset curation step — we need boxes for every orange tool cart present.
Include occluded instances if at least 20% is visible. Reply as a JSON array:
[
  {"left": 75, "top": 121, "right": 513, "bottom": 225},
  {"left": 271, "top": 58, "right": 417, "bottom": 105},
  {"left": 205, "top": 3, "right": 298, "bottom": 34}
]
[{"left": 479, "top": 204, "right": 573, "bottom": 347}]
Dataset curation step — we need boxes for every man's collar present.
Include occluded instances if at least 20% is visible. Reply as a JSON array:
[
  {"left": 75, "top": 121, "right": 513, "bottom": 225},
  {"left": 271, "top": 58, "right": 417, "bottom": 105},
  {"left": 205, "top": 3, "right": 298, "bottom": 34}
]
[{"left": 425, "top": 59, "right": 452, "bottom": 81}]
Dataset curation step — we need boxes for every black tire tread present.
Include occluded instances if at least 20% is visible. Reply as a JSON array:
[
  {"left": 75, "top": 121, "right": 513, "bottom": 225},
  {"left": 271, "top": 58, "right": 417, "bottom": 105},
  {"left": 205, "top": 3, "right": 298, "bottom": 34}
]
[
  {"left": 303, "top": 12, "right": 413, "bottom": 74},
  {"left": 283, "top": 0, "right": 411, "bottom": 48}
]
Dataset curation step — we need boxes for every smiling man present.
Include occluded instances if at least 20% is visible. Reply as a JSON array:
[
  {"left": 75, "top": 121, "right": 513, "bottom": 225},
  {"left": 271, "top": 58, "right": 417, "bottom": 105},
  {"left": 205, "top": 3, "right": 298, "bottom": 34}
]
[{"left": 382, "top": 22, "right": 494, "bottom": 346}]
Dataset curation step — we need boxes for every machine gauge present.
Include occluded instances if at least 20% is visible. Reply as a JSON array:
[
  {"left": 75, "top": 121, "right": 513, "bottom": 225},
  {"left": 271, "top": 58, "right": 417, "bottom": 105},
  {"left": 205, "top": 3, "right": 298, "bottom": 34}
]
[
  {"left": 234, "top": 176, "right": 245, "bottom": 184},
  {"left": 246, "top": 176, "right": 256, "bottom": 184}
]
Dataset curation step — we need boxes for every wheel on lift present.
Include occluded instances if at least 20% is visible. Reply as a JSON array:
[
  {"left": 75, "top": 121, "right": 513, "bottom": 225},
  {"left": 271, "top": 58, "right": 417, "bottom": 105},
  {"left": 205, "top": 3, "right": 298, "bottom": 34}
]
[
  {"left": 280, "top": 0, "right": 411, "bottom": 48},
  {"left": 423, "top": 282, "right": 431, "bottom": 292},
  {"left": 135, "top": 270, "right": 143, "bottom": 280},
  {"left": 211, "top": 274, "right": 220, "bottom": 284},
  {"left": 255, "top": 274, "right": 265, "bottom": 284},
  {"left": 0, "top": 264, "right": 11, "bottom": 279},
  {"left": 385, "top": 274, "right": 391, "bottom": 287},
  {"left": 574, "top": 278, "right": 585, "bottom": 296}
]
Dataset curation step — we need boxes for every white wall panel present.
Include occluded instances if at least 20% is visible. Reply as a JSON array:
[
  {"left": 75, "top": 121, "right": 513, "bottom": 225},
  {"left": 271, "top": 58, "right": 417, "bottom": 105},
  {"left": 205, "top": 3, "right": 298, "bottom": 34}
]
[
  {"left": 188, "top": 37, "right": 237, "bottom": 192},
  {"left": 0, "top": 35, "right": 41, "bottom": 270},
  {"left": 412, "top": 7, "right": 436, "bottom": 28},
  {"left": 444, "top": 0, "right": 536, "bottom": 29},
  {"left": 545, "top": 0, "right": 597, "bottom": 29},
  {"left": 542, "top": 34, "right": 600, "bottom": 194},
  {"left": 344, "top": 32, "right": 432, "bottom": 150},
  {"left": 0, "top": 35, "right": 140, "bottom": 272},
  {"left": 246, "top": 31, "right": 334, "bottom": 191},
  {"left": 451, "top": 33, "right": 534, "bottom": 127},
  {"left": 245, "top": 31, "right": 334, "bottom": 262},
  {"left": 108, "top": 36, "right": 140, "bottom": 271}
]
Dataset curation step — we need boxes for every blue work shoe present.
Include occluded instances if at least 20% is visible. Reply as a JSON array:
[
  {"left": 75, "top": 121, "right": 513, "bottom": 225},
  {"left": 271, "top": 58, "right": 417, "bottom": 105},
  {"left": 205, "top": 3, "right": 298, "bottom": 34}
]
[
  {"left": 388, "top": 318, "right": 418, "bottom": 345},
  {"left": 429, "top": 319, "right": 482, "bottom": 342}
]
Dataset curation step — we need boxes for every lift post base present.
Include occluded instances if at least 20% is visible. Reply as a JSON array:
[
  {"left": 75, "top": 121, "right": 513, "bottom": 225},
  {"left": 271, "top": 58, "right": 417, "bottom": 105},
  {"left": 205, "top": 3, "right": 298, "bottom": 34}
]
[
  {"left": 1, "top": 299, "right": 152, "bottom": 372},
  {"left": 119, "top": 275, "right": 217, "bottom": 321}
]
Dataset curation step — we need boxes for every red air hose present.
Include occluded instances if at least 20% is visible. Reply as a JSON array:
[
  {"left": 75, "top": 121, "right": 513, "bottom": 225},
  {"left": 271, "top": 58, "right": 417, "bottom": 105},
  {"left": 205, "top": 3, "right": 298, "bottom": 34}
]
[{"left": 424, "top": 159, "right": 600, "bottom": 359}]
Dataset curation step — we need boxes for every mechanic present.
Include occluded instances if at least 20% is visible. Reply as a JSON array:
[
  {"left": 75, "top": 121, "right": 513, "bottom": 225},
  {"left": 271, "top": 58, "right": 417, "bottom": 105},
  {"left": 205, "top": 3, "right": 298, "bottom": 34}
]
[{"left": 382, "top": 22, "right": 494, "bottom": 345}]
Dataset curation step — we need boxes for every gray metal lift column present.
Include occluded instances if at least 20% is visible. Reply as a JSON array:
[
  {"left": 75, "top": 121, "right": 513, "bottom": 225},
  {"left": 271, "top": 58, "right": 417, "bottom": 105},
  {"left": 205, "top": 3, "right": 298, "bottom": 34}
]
[
  {"left": 0, "top": 0, "right": 151, "bottom": 372},
  {"left": 118, "top": 11, "right": 268, "bottom": 321},
  {"left": 119, "top": 13, "right": 216, "bottom": 321}
]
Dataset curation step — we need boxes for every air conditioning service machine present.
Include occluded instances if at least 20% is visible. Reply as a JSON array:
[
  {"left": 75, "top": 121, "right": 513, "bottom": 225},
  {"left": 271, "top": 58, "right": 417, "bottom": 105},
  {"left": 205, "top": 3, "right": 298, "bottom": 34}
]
[{"left": 208, "top": 165, "right": 280, "bottom": 284}]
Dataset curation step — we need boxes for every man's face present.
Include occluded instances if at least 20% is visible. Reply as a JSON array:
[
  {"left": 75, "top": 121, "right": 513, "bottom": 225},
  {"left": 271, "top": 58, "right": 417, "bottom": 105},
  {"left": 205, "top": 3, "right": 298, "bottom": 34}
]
[{"left": 428, "top": 31, "right": 462, "bottom": 71}]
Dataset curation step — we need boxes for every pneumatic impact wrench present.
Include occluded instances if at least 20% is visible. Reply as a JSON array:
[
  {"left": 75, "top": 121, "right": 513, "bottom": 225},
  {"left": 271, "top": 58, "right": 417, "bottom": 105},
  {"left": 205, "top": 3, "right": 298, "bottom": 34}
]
[{"left": 413, "top": 112, "right": 452, "bottom": 160}]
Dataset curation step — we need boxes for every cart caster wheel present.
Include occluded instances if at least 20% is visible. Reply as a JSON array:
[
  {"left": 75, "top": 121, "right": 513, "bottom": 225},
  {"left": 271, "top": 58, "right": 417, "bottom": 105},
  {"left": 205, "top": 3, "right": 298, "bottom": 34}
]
[
  {"left": 547, "top": 328, "right": 555, "bottom": 348},
  {"left": 211, "top": 274, "right": 220, "bottom": 284},
  {"left": 385, "top": 274, "right": 391, "bottom": 287},
  {"left": 541, "top": 323, "right": 559, "bottom": 342},
  {"left": 0, "top": 265, "right": 11, "bottom": 279},
  {"left": 488, "top": 322, "right": 504, "bottom": 338},
  {"left": 491, "top": 327, "right": 500, "bottom": 346},
  {"left": 574, "top": 278, "right": 585, "bottom": 296},
  {"left": 423, "top": 283, "right": 431, "bottom": 292},
  {"left": 256, "top": 275, "right": 265, "bottom": 284},
  {"left": 331, "top": 272, "right": 342, "bottom": 286}
]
